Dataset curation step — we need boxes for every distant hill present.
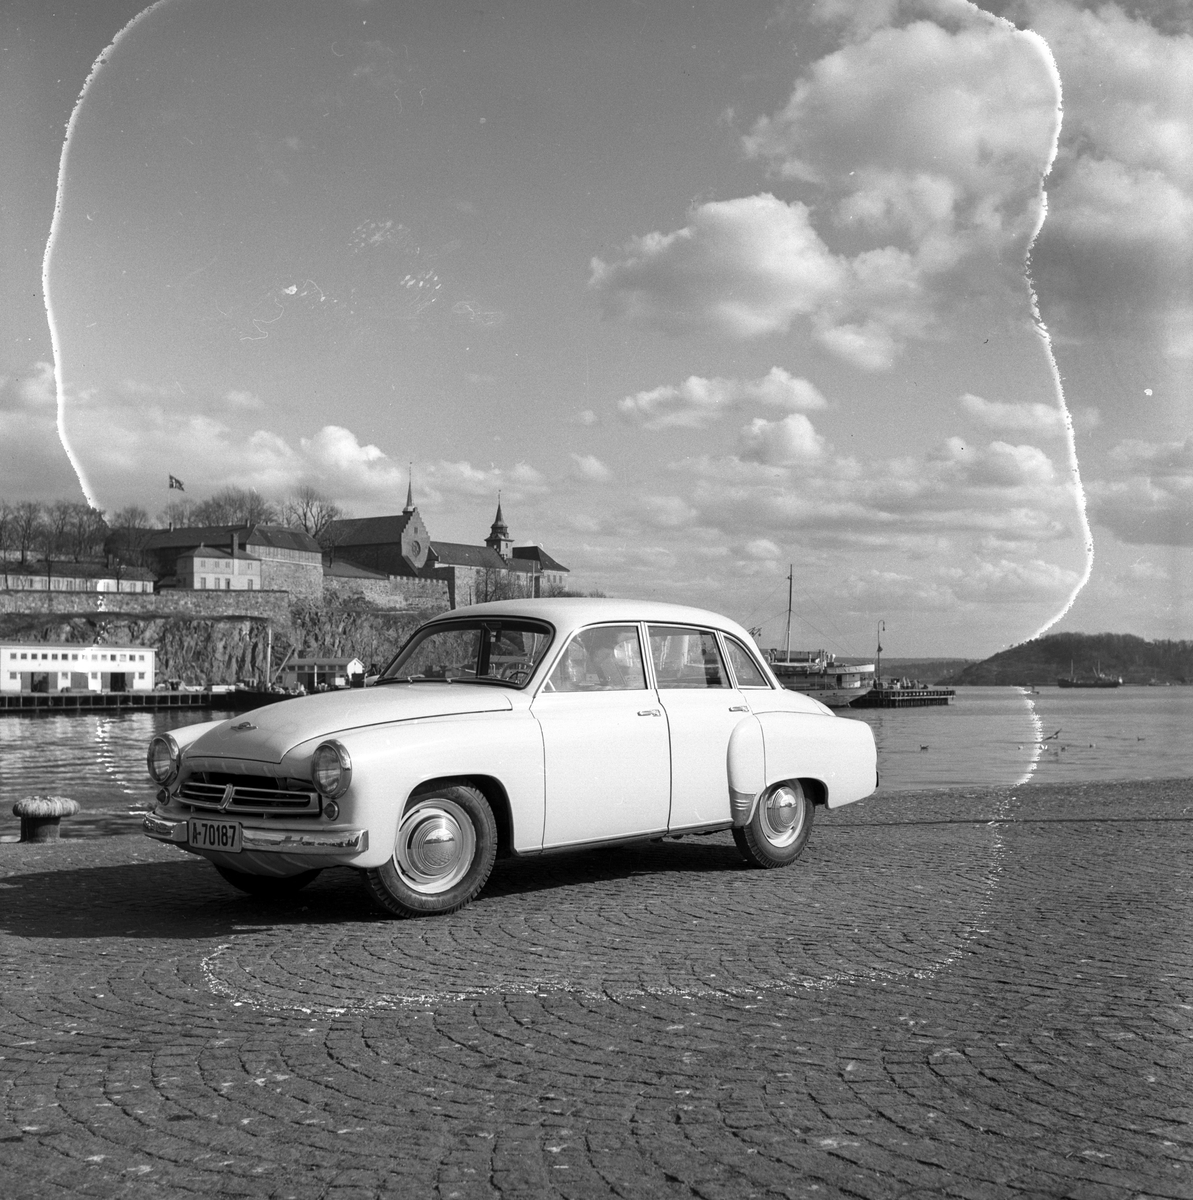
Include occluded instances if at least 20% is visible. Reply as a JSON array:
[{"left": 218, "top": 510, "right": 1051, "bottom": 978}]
[{"left": 942, "top": 632, "right": 1193, "bottom": 686}]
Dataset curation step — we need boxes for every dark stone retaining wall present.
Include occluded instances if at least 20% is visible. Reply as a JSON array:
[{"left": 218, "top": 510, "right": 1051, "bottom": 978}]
[
  {"left": 0, "top": 589, "right": 291, "bottom": 622},
  {"left": 321, "top": 575, "right": 451, "bottom": 611}
]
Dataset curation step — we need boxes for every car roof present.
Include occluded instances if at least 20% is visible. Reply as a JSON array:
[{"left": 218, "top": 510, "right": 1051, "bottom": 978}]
[{"left": 426, "top": 597, "right": 759, "bottom": 645}]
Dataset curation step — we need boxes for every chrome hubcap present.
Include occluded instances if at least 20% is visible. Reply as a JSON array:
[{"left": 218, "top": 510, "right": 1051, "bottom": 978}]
[
  {"left": 394, "top": 799, "right": 476, "bottom": 894},
  {"left": 758, "top": 783, "right": 805, "bottom": 848}
]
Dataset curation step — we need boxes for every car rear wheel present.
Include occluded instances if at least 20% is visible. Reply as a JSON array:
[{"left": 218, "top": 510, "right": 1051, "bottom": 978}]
[
  {"left": 213, "top": 864, "right": 322, "bottom": 896},
  {"left": 364, "top": 784, "right": 497, "bottom": 918},
  {"left": 733, "top": 781, "right": 813, "bottom": 868}
]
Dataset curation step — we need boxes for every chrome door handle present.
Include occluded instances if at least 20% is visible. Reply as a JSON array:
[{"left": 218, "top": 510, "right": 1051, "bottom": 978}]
[
  {"left": 729, "top": 705, "right": 749, "bottom": 712},
  {"left": 637, "top": 709, "right": 661, "bottom": 717}
]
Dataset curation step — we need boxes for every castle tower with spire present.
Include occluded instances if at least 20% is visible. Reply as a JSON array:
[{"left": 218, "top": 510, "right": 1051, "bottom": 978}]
[{"left": 484, "top": 496, "right": 514, "bottom": 561}]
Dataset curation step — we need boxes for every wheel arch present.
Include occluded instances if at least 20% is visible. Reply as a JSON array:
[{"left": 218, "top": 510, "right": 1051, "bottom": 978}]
[
  {"left": 794, "top": 776, "right": 828, "bottom": 807},
  {"left": 409, "top": 773, "right": 515, "bottom": 858}
]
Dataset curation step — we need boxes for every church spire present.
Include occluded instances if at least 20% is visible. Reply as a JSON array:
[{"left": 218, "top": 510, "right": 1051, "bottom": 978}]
[
  {"left": 485, "top": 492, "right": 513, "bottom": 559},
  {"left": 404, "top": 464, "right": 415, "bottom": 514}
]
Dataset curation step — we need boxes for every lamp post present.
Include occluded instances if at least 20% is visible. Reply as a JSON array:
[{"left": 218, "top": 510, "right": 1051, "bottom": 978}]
[{"left": 875, "top": 620, "right": 885, "bottom": 690}]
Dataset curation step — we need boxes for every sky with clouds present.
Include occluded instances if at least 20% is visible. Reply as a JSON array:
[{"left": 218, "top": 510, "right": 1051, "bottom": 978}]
[{"left": 1, "top": 0, "right": 1189, "bottom": 656}]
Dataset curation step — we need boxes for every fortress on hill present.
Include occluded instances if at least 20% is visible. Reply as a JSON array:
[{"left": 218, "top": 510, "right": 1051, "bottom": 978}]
[{"left": 103, "top": 491, "right": 568, "bottom": 612}]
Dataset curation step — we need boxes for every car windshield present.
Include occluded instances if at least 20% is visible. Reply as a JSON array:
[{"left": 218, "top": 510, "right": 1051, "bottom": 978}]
[{"left": 378, "top": 619, "right": 554, "bottom": 687}]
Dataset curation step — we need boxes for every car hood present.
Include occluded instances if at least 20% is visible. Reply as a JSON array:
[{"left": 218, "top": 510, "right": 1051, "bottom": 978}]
[{"left": 185, "top": 684, "right": 515, "bottom": 764}]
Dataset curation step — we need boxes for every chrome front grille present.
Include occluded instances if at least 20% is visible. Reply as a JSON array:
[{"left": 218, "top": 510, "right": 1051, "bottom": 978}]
[{"left": 178, "top": 772, "right": 320, "bottom": 818}]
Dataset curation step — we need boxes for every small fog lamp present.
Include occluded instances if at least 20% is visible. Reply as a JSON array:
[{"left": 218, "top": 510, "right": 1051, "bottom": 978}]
[
  {"left": 311, "top": 741, "right": 352, "bottom": 799},
  {"left": 322, "top": 800, "right": 340, "bottom": 821},
  {"left": 147, "top": 734, "right": 181, "bottom": 785}
]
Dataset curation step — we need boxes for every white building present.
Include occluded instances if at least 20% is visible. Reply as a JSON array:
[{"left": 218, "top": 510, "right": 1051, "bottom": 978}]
[
  {"left": 175, "top": 544, "right": 262, "bottom": 591},
  {"left": 1, "top": 644, "right": 156, "bottom": 694}
]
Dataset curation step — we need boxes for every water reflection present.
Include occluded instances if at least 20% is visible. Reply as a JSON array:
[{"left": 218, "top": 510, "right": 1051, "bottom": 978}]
[{"left": 2, "top": 688, "right": 1190, "bottom": 839}]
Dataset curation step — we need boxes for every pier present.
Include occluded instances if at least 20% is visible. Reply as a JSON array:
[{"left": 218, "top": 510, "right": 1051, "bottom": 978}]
[
  {"left": 0, "top": 690, "right": 284, "bottom": 714},
  {"left": 850, "top": 685, "right": 954, "bottom": 708}
]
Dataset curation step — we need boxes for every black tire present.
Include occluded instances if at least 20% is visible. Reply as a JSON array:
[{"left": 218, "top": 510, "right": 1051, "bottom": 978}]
[
  {"left": 363, "top": 784, "right": 497, "bottom": 918},
  {"left": 733, "top": 781, "right": 814, "bottom": 869},
  {"left": 213, "top": 864, "right": 322, "bottom": 896}
]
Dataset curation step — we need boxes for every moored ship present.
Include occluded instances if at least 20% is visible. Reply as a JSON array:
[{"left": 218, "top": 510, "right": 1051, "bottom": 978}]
[
  {"left": 766, "top": 649, "right": 876, "bottom": 708},
  {"left": 764, "top": 566, "right": 874, "bottom": 707}
]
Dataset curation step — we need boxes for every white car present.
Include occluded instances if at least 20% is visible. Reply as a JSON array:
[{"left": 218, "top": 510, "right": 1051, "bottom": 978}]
[{"left": 144, "top": 599, "right": 877, "bottom": 917}]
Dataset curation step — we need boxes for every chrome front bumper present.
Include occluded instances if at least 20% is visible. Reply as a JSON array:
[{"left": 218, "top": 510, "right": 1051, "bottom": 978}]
[{"left": 143, "top": 813, "right": 369, "bottom": 855}]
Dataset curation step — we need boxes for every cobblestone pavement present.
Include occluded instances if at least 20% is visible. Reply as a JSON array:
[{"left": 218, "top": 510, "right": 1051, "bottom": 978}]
[{"left": 1, "top": 779, "right": 1190, "bottom": 1200}]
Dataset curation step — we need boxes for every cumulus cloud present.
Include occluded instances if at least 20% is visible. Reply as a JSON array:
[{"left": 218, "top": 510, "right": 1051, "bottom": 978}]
[
  {"left": 744, "top": 11, "right": 1059, "bottom": 295},
  {"left": 591, "top": 11, "right": 1058, "bottom": 370},
  {"left": 1087, "top": 436, "right": 1193, "bottom": 545},
  {"left": 960, "top": 392, "right": 1066, "bottom": 435},
  {"left": 225, "top": 388, "right": 265, "bottom": 410},
  {"left": 26, "top": 372, "right": 548, "bottom": 518},
  {"left": 838, "top": 555, "right": 1079, "bottom": 610},
  {"left": 738, "top": 414, "right": 826, "bottom": 466},
  {"left": 619, "top": 367, "right": 826, "bottom": 430},
  {"left": 590, "top": 195, "right": 847, "bottom": 341},
  {"left": 745, "top": 18, "right": 1056, "bottom": 202},
  {"left": 0, "top": 365, "right": 82, "bottom": 499},
  {"left": 744, "top": 538, "right": 782, "bottom": 560},
  {"left": 570, "top": 453, "right": 613, "bottom": 482},
  {"left": 1023, "top": 1, "right": 1193, "bottom": 336},
  {"left": 934, "top": 438, "right": 1059, "bottom": 488}
]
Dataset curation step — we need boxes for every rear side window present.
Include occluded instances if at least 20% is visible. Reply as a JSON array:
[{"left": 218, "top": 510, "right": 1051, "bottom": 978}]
[
  {"left": 546, "top": 625, "right": 648, "bottom": 691},
  {"left": 724, "top": 636, "right": 770, "bottom": 688},
  {"left": 648, "top": 626, "right": 728, "bottom": 689}
]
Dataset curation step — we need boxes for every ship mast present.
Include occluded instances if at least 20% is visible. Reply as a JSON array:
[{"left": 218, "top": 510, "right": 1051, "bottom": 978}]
[{"left": 784, "top": 564, "right": 793, "bottom": 661}]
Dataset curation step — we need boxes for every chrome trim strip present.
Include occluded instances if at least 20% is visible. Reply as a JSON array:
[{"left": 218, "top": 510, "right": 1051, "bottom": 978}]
[
  {"left": 143, "top": 814, "right": 189, "bottom": 843},
  {"left": 240, "top": 827, "right": 369, "bottom": 854},
  {"left": 729, "top": 787, "right": 757, "bottom": 827}
]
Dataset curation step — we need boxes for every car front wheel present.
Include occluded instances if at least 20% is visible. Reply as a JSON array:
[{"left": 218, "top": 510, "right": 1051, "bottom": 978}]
[
  {"left": 364, "top": 784, "right": 497, "bottom": 918},
  {"left": 733, "top": 781, "right": 813, "bottom": 868}
]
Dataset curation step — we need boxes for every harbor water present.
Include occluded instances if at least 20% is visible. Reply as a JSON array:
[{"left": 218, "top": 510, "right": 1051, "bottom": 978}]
[{"left": 1, "top": 686, "right": 1191, "bottom": 836}]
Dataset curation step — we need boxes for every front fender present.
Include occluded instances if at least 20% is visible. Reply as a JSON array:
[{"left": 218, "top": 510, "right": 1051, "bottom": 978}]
[{"left": 280, "top": 710, "right": 546, "bottom": 869}]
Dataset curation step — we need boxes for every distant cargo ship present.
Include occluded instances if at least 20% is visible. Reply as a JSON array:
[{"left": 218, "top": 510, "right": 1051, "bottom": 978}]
[{"left": 1057, "top": 661, "right": 1122, "bottom": 688}]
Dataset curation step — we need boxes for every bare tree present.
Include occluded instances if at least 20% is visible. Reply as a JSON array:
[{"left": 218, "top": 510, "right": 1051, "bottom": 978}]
[
  {"left": 68, "top": 503, "right": 108, "bottom": 561},
  {"left": 109, "top": 505, "right": 152, "bottom": 576},
  {"left": 40, "top": 500, "right": 75, "bottom": 582},
  {"left": 11, "top": 501, "right": 42, "bottom": 568},
  {"left": 473, "top": 567, "right": 536, "bottom": 604},
  {"left": 159, "top": 498, "right": 196, "bottom": 529},
  {"left": 191, "top": 486, "right": 278, "bottom": 527},
  {"left": 280, "top": 485, "right": 344, "bottom": 546},
  {"left": 0, "top": 502, "right": 12, "bottom": 587}
]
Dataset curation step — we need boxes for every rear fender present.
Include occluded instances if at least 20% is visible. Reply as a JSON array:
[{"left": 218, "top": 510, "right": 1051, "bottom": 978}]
[{"left": 727, "top": 711, "right": 877, "bottom": 824}]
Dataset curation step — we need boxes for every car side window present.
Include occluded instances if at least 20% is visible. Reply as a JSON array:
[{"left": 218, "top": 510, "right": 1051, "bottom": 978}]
[
  {"left": 724, "top": 636, "right": 770, "bottom": 689},
  {"left": 647, "top": 626, "right": 729, "bottom": 689},
  {"left": 545, "top": 625, "right": 648, "bottom": 691}
]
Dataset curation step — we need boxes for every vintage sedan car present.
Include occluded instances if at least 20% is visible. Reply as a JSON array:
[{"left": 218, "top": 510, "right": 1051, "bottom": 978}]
[{"left": 143, "top": 599, "right": 877, "bottom": 917}]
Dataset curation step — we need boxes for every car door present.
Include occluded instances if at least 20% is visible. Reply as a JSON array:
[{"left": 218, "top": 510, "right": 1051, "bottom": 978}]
[
  {"left": 532, "top": 624, "right": 671, "bottom": 849},
  {"left": 646, "top": 625, "right": 749, "bottom": 831}
]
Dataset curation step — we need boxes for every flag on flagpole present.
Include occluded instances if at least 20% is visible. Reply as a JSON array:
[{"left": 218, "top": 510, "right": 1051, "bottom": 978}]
[{"left": 168, "top": 475, "right": 185, "bottom": 491}]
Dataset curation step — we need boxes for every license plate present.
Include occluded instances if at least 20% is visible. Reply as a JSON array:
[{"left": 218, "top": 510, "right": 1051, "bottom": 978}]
[{"left": 189, "top": 818, "right": 242, "bottom": 853}]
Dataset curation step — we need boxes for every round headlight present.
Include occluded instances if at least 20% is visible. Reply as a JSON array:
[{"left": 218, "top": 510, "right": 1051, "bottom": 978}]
[
  {"left": 311, "top": 740, "right": 352, "bottom": 799},
  {"left": 147, "top": 734, "right": 181, "bottom": 785}
]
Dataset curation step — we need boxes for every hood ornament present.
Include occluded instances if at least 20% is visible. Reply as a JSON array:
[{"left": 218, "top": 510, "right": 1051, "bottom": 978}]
[{"left": 231, "top": 720, "right": 257, "bottom": 732}]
